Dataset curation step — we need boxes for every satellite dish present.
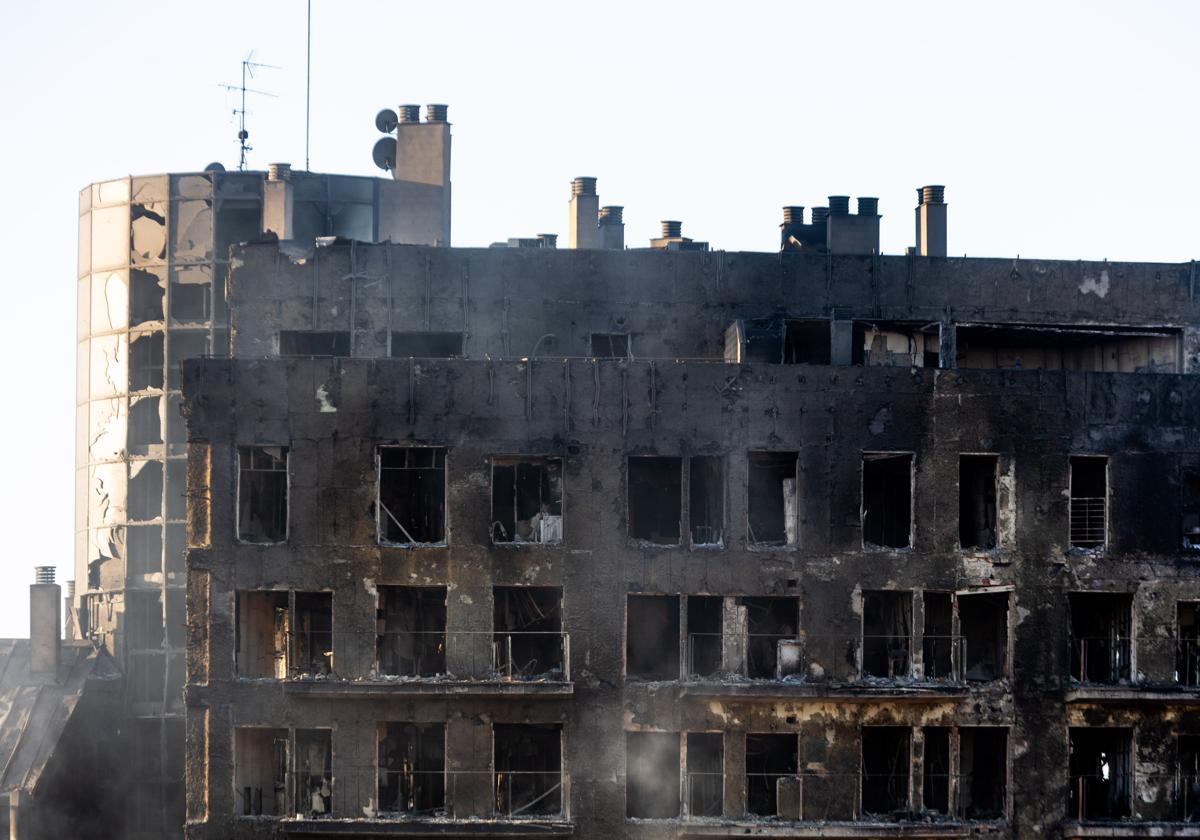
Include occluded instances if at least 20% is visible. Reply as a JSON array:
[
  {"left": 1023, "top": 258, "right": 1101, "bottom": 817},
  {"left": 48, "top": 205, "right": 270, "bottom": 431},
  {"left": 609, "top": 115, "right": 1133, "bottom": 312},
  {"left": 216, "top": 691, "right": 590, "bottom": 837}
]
[
  {"left": 204, "top": 161, "right": 226, "bottom": 172},
  {"left": 375, "top": 108, "right": 399, "bottom": 133},
  {"left": 372, "top": 137, "right": 397, "bottom": 171}
]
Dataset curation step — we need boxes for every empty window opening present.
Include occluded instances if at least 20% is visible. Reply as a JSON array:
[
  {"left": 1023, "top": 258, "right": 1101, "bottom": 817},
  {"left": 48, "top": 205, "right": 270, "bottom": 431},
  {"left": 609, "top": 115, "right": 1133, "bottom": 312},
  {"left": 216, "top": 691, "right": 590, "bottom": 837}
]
[
  {"left": 689, "top": 456, "right": 724, "bottom": 546},
  {"left": 494, "top": 724, "right": 562, "bottom": 817},
  {"left": 960, "top": 592, "right": 1009, "bottom": 681},
  {"left": 746, "top": 733, "right": 798, "bottom": 817},
  {"left": 1069, "top": 728, "right": 1131, "bottom": 820},
  {"left": 686, "top": 596, "right": 723, "bottom": 678},
  {"left": 235, "top": 728, "right": 288, "bottom": 816},
  {"left": 295, "top": 729, "right": 333, "bottom": 818},
  {"left": 627, "top": 595, "right": 680, "bottom": 680},
  {"left": 923, "top": 592, "right": 954, "bottom": 680},
  {"left": 236, "top": 590, "right": 332, "bottom": 678},
  {"left": 491, "top": 457, "right": 563, "bottom": 544},
  {"left": 728, "top": 319, "right": 780, "bottom": 363},
  {"left": 855, "top": 322, "right": 939, "bottom": 368},
  {"left": 1178, "top": 735, "right": 1200, "bottom": 821},
  {"left": 378, "top": 723, "right": 445, "bottom": 816},
  {"left": 862, "top": 727, "right": 911, "bottom": 817},
  {"left": 170, "top": 277, "right": 211, "bottom": 323},
  {"left": 744, "top": 597, "right": 799, "bottom": 679},
  {"left": 862, "top": 453, "right": 913, "bottom": 549},
  {"left": 626, "top": 732, "right": 680, "bottom": 818},
  {"left": 862, "top": 591, "right": 912, "bottom": 678},
  {"left": 748, "top": 451, "right": 799, "bottom": 546},
  {"left": 959, "top": 455, "right": 998, "bottom": 550},
  {"left": 494, "top": 586, "right": 564, "bottom": 680},
  {"left": 128, "top": 459, "right": 163, "bottom": 522},
  {"left": 1069, "top": 593, "right": 1131, "bottom": 684},
  {"left": 278, "top": 330, "right": 350, "bottom": 357},
  {"left": 960, "top": 728, "right": 1006, "bottom": 820},
  {"left": 687, "top": 733, "right": 724, "bottom": 818},
  {"left": 1179, "top": 603, "right": 1200, "bottom": 687},
  {"left": 591, "top": 333, "right": 630, "bottom": 358},
  {"left": 129, "top": 331, "right": 165, "bottom": 391},
  {"left": 1070, "top": 456, "right": 1108, "bottom": 550},
  {"left": 784, "top": 320, "right": 831, "bottom": 364},
  {"left": 378, "top": 447, "right": 447, "bottom": 545},
  {"left": 956, "top": 323, "right": 1181, "bottom": 373},
  {"left": 391, "top": 331, "right": 464, "bottom": 358},
  {"left": 922, "top": 727, "right": 951, "bottom": 816},
  {"left": 1183, "top": 470, "right": 1200, "bottom": 550},
  {"left": 130, "top": 268, "right": 166, "bottom": 325},
  {"left": 628, "top": 457, "right": 681, "bottom": 545},
  {"left": 237, "top": 446, "right": 288, "bottom": 544},
  {"left": 376, "top": 586, "right": 446, "bottom": 677}
]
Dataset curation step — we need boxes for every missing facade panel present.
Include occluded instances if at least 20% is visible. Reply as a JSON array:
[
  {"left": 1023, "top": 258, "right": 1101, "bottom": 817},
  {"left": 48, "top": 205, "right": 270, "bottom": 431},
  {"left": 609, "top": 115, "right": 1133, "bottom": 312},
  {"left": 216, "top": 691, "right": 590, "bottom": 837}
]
[
  {"left": 855, "top": 322, "right": 939, "bottom": 368},
  {"left": 1069, "top": 456, "right": 1107, "bottom": 550},
  {"left": 628, "top": 457, "right": 681, "bottom": 545},
  {"left": 1069, "top": 727, "right": 1131, "bottom": 820},
  {"left": 494, "top": 724, "right": 562, "bottom": 817},
  {"left": 236, "top": 590, "right": 332, "bottom": 678},
  {"left": 494, "top": 586, "right": 564, "bottom": 679},
  {"left": 687, "top": 733, "right": 723, "bottom": 817},
  {"left": 626, "top": 732, "right": 680, "bottom": 818},
  {"left": 278, "top": 330, "right": 350, "bottom": 357},
  {"left": 956, "top": 323, "right": 1181, "bottom": 373},
  {"left": 378, "top": 723, "right": 445, "bottom": 815},
  {"left": 376, "top": 586, "right": 446, "bottom": 677},
  {"left": 491, "top": 457, "right": 563, "bottom": 544},
  {"left": 783, "top": 320, "right": 832, "bottom": 364},
  {"left": 862, "top": 590, "right": 912, "bottom": 678},
  {"left": 129, "top": 331, "right": 165, "bottom": 391},
  {"left": 745, "top": 733, "right": 797, "bottom": 817},
  {"left": 747, "top": 451, "right": 798, "bottom": 546},
  {"left": 237, "top": 446, "right": 287, "bottom": 544},
  {"left": 862, "top": 453, "right": 913, "bottom": 549},
  {"left": 1183, "top": 469, "right": 1200, "bottom": 550},
  {"left": 1068, "top": 592, "right": 1131, "bottom": 684},
  {"left": 391, "top": 331, "right": 464, "bottom": 358},
  {"left": 959, "top": 455, "right": 998, "bottom": 550},
  {"left": 960, "top": 592, "right": 1009, "bottom": 680},
  {"left": 590, "top": 333, "right": 630, "bottom": 358},
  {"left": 960, "top": 728, "right": 1007, "bottom": 820},
  {"left": 689, "top": 455, "right": 724, "bottom": 547},
  {"left": 861, "top": 727, "right": 910, "bottom": 816},
  {"left": 378, "top": 447, "right": 446, "bottom": 545},
  {"left": 627, "top": 595, "right": 679, "bottom": 680}
]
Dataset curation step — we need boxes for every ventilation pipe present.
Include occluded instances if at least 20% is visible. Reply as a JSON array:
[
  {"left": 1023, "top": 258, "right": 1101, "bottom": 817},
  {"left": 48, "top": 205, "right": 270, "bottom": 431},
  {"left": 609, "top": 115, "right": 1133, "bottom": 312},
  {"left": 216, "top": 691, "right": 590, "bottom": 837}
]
[
  {"left": 915, "top": 185, "right": 947, "bottom": 257},
  {"left": 599, "top": 206, "right": 624, "bottom": 249},
  {"left": 568, "top": 177, "right": 600, "bottom": 249}
]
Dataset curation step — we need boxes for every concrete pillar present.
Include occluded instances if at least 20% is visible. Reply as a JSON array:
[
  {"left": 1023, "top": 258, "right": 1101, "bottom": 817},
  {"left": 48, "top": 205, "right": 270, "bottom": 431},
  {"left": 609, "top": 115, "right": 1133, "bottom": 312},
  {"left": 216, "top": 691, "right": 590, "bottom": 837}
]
[
  {"left": 724, "top": 731, "right": 746, "bottom": 817},
  {"left": 939, "top": 321, "right": 956, "bottom": 369},
  {"left": 915, "top": 185, "right": 947, "bottom": 257},
  {"left": 721, "top": 598, "right": 746, "bottom": 675},
  {"left": 446, "top": 717, "right": 492, "bottom": 818},
  {"left": 262, "top": 164, "right": 294, "bottom": 239},
  {"left": 30, "top": 567, "right": 60, "bottom": 682},
  {"left": 568, "top": 178, "right": 600, "bottom": 250}
]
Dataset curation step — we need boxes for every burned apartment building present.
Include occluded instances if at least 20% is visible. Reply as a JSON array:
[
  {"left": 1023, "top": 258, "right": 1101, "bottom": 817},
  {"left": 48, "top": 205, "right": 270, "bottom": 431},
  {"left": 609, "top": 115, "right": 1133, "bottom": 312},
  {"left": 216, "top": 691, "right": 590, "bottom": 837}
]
[{"left": 175, "top": 168, "right": 1200, "bottom": 840}]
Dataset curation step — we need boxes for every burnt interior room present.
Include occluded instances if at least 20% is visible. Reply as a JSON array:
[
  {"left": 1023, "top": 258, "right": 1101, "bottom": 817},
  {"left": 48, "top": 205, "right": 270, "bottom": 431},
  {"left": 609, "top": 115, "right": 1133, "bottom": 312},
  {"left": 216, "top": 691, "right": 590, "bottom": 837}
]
[
  {"left": 295, "top": 729, "right": 333, "bottom": 817},
  {"left": 235, "top": 591, "right": 332, "bottom": 677},
  {"left": 960, "top": 728, "right": 1007, "bottom": 820},
  {"left": 862, "top": 727, "right": 910, "bottom": 816},
  {"left": 1179, "top": 602, "right": 1200, "bottom": 687},
  {"left": 491, "top": 457, "right": 563, "bottom": 544},
  {"left": 591, "top": 332, "right": 630, "bottom": 358},
  {"left": 627, "top": 595, "right": 680, "bottom": 680},
  {"left": 955, "top": 323, "right": 1181, "bottom": 372},
  {"left": 862, "top": 453, "right": 913, "bottom": 548},
  {"left": 854, "top": 321, "right": 940, "bottom": 367},
  {"left": 378, "top": 446, "right": 447, "bottom": 544},
  {"left": 625, "top": 732, "right": 680, "bottom": 818},
  {"left": 747, "top": 451, "right": 798, "bottom": 546},
  {"left": 390, "top": 330, "right": 464, "bottom": 358},
  {"left": 743, "top": 596, "right": 799, "bottom": 678},
  {"left": 237, "top": 446, "right": 288, "bottom": 544},
  {"left": 292, "top": 593, "right": 333, "bottom": 675},
  {"left": 277, "top": 330, "right": 350, "bottom": 358},
  {"left": 1069, "top": 728, "right": 1132, "bottom": 820},
  {"left": 689, "top": 455, "right": 724, "bottom": 546},
  {"left": 745, "top": 733, "right": 797, "bottom": 817},
  {"left": 494, "top": 724, "right": 562, "bottom": 817},
  {"left": 960, "top": 592, "right": 1009, "bottom": 680},
  {"left": 686, "top": 733, "right": 723, "bottom": 818},
  {"left": 1184, "top": 469, "right": 1200, "bottom": 549},
  {"left": 1179, "top": 735, "right": 1200, "bottom": 820},
  {"left": 628, "top": 456, "right": 681, "bottom": 544},
  {"left": 1069, "top": 456, "right": 1108, "bottom": 549},
  {"left": 923, "top": 727, "right": 951, "bottom": 815},
  {"left": 862, "top": 590, "right": 912, "bottom": 678},
  {"left": 234, "top": 728, "right": 287, "bottom": 816},
  {"left": 376, "top": 586, "right": 446, "bottom": 677},
  {"left": 923, "top": 592, "right": 954, "bottom": 679},
  {"left": 378, "top": 723, "right": 446, "bottom": 815},
  {"left": 1068, "top": 592, "right": 1131, "bottom": 684},
  {"left": 783, "top": 319, "right": 831, "bottom": 364},
  {"left": 493, "top": 586, "right": 563, "bottom": 679},
  {"left": 959, "top": 455, "right": 998, "bottom": 550},
  {"left": 687, "top": 596, "right": 723, "bottom": 678}
]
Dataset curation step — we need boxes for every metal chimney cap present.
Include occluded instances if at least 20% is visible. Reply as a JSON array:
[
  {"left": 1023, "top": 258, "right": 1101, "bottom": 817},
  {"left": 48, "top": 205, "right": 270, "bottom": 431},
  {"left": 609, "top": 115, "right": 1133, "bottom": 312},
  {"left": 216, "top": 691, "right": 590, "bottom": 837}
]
[
  {"left": 599, "top": 206, "right": 624, "bottom": 224},
  {"left": 425, "top": 104, "right": 449, "bottom": 123},
  {"left": 827, "top": 196, "right": 850, "bottom": 215},
  {"left": 571, "top": 177, "right": 598, "bottom": 196},
  {"left": 661, "top": 220, "right": 683, "bottom": 238},
  {"left": 267, "top": 163, "right": 292, "bottom": 181},
  {"left": 782, "top": 206, "right": 804, "bottom": 224},
  {"left": 398, "top": 104, "right": 420, "bottom": 123},
  {"left": 921, "top": 185, "right": 946, "bottom": 204},
  {"left": 34, "top": 566, "right": 55, "bottom": 585},
  {"left": 857, "top": 197, "right": 879, "bottom": 216}
]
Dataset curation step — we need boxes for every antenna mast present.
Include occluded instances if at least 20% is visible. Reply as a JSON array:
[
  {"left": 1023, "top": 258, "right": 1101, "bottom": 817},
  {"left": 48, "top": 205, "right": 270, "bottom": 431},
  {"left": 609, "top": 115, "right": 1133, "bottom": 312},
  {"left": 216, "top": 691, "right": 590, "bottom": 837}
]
[
  {"left": 221, "top": 52, "right": 279, "bottom": 171},
  {"left": 306, "top": 0, "right": 312, "bottom": 171}
]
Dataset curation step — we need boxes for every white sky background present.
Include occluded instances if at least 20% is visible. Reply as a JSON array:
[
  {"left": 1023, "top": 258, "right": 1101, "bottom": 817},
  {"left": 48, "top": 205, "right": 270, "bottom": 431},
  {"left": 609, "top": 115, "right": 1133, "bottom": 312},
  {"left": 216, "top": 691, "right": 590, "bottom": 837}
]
[{"left": 0, "top": 1, "right": 1196, "bottom": 637}]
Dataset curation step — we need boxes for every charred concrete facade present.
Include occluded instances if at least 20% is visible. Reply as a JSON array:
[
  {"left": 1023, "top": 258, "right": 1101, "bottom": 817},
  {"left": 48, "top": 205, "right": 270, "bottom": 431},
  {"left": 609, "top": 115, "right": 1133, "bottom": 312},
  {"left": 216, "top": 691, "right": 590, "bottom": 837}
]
[{"left": 181, "top": 239, "right": 1200, "bottom": 840}]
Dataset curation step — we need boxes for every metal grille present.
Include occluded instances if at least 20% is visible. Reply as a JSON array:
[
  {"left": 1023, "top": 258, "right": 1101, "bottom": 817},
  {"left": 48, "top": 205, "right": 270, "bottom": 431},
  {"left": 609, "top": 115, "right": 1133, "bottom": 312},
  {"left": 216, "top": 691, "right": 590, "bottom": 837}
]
[{"left": 1070, "top": 497, "right": 1106, "bottom": 547}]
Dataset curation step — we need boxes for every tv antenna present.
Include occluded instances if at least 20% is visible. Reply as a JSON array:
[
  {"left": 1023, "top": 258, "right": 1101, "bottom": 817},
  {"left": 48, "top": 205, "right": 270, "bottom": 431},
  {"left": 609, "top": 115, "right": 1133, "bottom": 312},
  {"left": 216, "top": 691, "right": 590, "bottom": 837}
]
[{"left": 219, "top": 51, "right": 279, "bottom": 171}]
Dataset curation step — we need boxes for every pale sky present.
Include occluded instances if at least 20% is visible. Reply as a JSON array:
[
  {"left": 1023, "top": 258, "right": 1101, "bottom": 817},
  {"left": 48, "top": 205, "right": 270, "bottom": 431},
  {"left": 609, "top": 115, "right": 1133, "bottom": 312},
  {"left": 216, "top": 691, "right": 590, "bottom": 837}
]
[{"left": 0, "top": 1, "right": 1196, "bottom": 637}]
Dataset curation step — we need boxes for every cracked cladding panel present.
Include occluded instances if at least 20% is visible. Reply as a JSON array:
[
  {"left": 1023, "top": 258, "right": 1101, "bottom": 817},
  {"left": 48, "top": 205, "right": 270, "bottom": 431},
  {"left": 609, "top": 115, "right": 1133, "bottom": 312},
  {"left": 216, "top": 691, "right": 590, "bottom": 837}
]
[{"left": 180, "top": 356, "right": 1200, "bottom": 839}]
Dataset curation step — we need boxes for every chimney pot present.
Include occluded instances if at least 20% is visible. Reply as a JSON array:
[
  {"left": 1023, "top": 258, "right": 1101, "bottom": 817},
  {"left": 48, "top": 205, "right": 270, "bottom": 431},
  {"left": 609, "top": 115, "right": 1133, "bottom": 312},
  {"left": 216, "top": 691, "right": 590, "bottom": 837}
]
[
  {"left": 425, "top": 104, "right": 448, "bottom": 123},
  {"left": 857, "top": 197, "right": 879, "bottom": 216},
  {"left": 661, "top": 220, "right": 682, "bottom": 238},
  {"left": 571, "top": 177, "right": 598, "bottom": 197},
  {"left": 398, "top": 104, "right": 420, "bottom": 123},
  {"left": 922, "top": 185, "right": 945, "bottom": 204},
  {"left": 35, "top": 566, "right": 55, "bottom": 585},
  {"left": 828, "top": 196, "right": 850, "bottom": 215},
  {"left": 782, "top": 206, "right": 805, "bottom": 224},
  {"left": 599, "top": 206, "right": 624, "bottom": 225},
  {"left": 811, "top": 207, "right": 830, "bottom": 227},
  {"left": 267, "top": 163, "right": 292, "bottom": 181}
]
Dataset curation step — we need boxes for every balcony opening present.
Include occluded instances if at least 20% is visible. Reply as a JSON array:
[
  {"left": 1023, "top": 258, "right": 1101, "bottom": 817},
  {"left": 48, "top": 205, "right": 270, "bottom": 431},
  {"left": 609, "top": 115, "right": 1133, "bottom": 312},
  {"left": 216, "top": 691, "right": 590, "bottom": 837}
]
[
  {"left": 961, "top": 728, "right": 1006, "bottom": 820},
  {"left": 376, "top": 586, "right": 446, "bottom": 677},
  {"left": 1068, "top": 592, "right": 1131, "bottom": 684},
  {"left": 234, "top": 728, "right": 288, "bottom": 816},
  {"left": 689, "top": 455, "right": 724, "bottom": 547},
  {"left": 294, "top": 593, "right": 333, "bottom": 675},
  {"left": 745, "top": 733, "right": 797, "bottom": 817},
  {"left": 854, "top": 321, "right": 940, "bottom": 367},
  {"left": 237, "top": 446, "right": 288, "bottom": 544},
  {"left": 295, "top": 729, "right": 333, "bottom": 818},
  {"left": 628, "top": 456, "right": 681, "bottom": 545},
  {"left": 956, "top": 323, "right": 1180, "bottom": 373},
  {"left": 627, "top": 595, "right": 680, "bottom": 680},
  {"left": 391, "top": 331, "right": 464, "bottom": 358},
  {"left": 959, "top": 455, "right": 998, "bottom": 550},
  {"left": 862, "top": 591, "right": 912, "bottom": 678},
  {"left": 1070, "top": 456, "right": 1107, "bottom": 550},
  {"left": 378, "top": 723, "right": 445, "bottom": 816},
  {"left": 1069, "top": 727, "right": 1131, "bottom": 820},
  {"left": 1179, "top": 603, "right": 1200, "bottom": 687},
  {"left": 686, "top": 733, "right": 723, "bottom": 818},
  {"left": 1184, "top": 469, "right": 1200, "bottom": 550},
  {"left": 494, "top": 586, "right": 564, "bottom": 680},
  {"left": 491, "top": 457, "right": 563, "bottom": 544},
  {"left": 922, "top": 727, "right": 951, "bottom": 816},
  {"left": 378, "top": 447, "right": 447, "bottom": 545},
  {"left": 278, "top": 330, "right": 350, "bottom": 357},
  {"left": 744, "top": 597, "right": 799, "bottom": 679},
  {"left": 783, "top": 319, "right": 831, "bottom": 364},
  {"left": 862, "top": 727, "right": 910, "bottom": 817},
  {"left": 236, "top": 591, "right": 331, "bottom": 677},
  {"left": 862, "top": 453, "right": 913, "bottom": 549},
  {"left": 960, "top": 592, "right": 1008, "bottom": 680},
  {"left": 494, "top": 724, "right": 562, "bottom": 817},
  {"left": 626, "top": 732, "right": 680, "bottom": 818},
  {"left": 591, "top": 332, "right": 630, "bottom": 359},
  {"left": 686, "top": 596, "right": 723, "bottom": 678},
  {"left": 1178, "top": 735, "right": 1200, "bottom": 821},
  {"left": 747, "top": 451, "right": 799, "bottom": 547},
  {"left": 923, "top": 592, "right": 954, "bottom": 680}
]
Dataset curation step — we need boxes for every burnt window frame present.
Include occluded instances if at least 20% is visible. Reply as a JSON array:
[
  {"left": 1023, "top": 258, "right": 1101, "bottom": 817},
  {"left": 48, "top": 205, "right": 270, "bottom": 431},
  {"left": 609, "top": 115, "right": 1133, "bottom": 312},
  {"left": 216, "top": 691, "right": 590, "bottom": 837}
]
[
  {"left": 627, "top": 455, "right": 683, "bottom": 547},
  {"left": 861, "top": 451, "right": 915, "bottom": 550},
  {"left": 626, "top": 594, "right": 681, "bottom": 681},
  {"left": 860, "top": 726, "right": 912, "bottom": 817},
  {"left": 746, "top": 451, "right": 800, "bottom": 549},
  {"left": 1182, "top": 465, "right": 1200, "bottom": 552},
  {"left": 590, "top": 332, "right": 632, "bottom": 359},
  {"left": 492, "top": 722, "right": 566, "bottom": 818},
  {"left": 236, "top": 445, "right": 289, "bottom": 545},
  {"left": 277, "top": 330, "right": 351, "bottom": 358},
  {"left": 958, "top": 453, "right": 1001, "bottom": 553},
  {"left": 376, "top": 722, "right": 448, "bottom": 817},
  {"left": 375, "top": 585, "right": 448, "bottom": 678},
  {"left": 1068, "top": 726, "right": 1133, "bottom": 821},
  {"left": 688, "top": 454, "right": 726, "bottom": 549},
  {"left": 860, "top": 589, "right": 914, "bottom": 679},
  {"left": 625, "top": 730, "right": 682, "bottom": 819},
  {"left": 490, "top": 455, "right": 564, "bottom": 546},
  {"left": 1069, "top": 455, "right": 1109, "bottom": 552},
  {"left": 1067, "top": 591, "right": 1133, "bottom": 685},
  {"left": 376, "top": 446, "right": 448, "bottom": 547}
]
